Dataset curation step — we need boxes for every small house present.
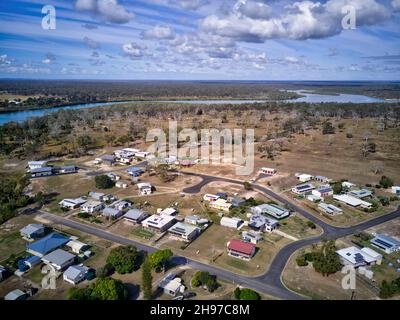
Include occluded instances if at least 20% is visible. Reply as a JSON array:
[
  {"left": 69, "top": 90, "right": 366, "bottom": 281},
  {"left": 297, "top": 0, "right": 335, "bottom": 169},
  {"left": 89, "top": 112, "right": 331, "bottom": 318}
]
[
  {"left": 30, "top": 167, "right": 53, "bottom": 178},
  {"left": 127, "top": 167, "right": 144, "bottom": 177},
  {"left": 59, "top": 197, "right": 87, "bottom": 210},
  {"left": 333, "top": 194, "right": 372, "bottom": 209},
  {"left": 250, "top": 203, "right": 289, "bottom": 220},
  {"left": 168, "top": 222, "right": 200, "bottom": 242},
  {"left": 55, "top": 166, "right": 77, "bottom": 174},
  {"left": 142, "top": 214, "right": 176, "bottom": 233},
  {"left": 4, "top": 289, "right": 28, "bottom": 301},
  {"left": 220, "top": 217, "right": 243, "bottom": 229},
  {"left": 209, "top": 198, "right": 232, "bottom": 212},
  {"left": 348, "top": 189, "right": 373, "bottom": 199},
  {"left": 124, "top": 209, "right": 149, "bottom": 224},
  {"left": 242, "top": 231, "right": 263, "bottom": 244},
  {"left": 314, "top": 175, "right": 331, "bottom": 183},
  {"left": 27, "top": 161, "right": 48, "bottom": 171},
  {"left": 115, "top": 180, "right": 129, "bottom": 189},
  {"left": 260, "top": 167, "right": 276, "bottom": 175},
  {"left": 203, "top": 194, "right": 220, "bottom": 202},
  {"left": 391, "top": 186, "right": 400, "bottom": 196},
  {"left": 159, "top": 207, "right": 177, "bottom": 216},
  {"left": 291, "top": 183, "right": 315, "bottom": 195},
  {"left": 371, "top": 234, "right": 400, "bottom": 254},
  {"left": 312, "top": 186, "right": 333, "bottom": 198},
  {"left": 227, "top": 239, "right": 256, "bottom": 260},
  {"left": 41, "top": 249, "right": 76, "bottom": 271},
  {"left": 100, "top": 155, "right": 116, "bottom": 166},
  {"left": 63, "top": 264, "right": 89, "bottom": 285},
  {"left": 318, "top": 202, "right": 343, "bottom": 215},
  {"left": 81, "top": 200, "right": 104, "bottom": 214},
  {"left": 137, "top": 183, "right": 153, "bottom": 195},
  {"left": 66, "top": 240, "right": 89, "bottom": 254},
  {"left": 107, "top": 172, "right": 121, "bottom": 181},
  {"left": 296, "top": 173, "right": 313, "bottom": 182},
  {"left": 88, "top": 192, "right": 105, "bottom": 201},
  {"left": 20, "top": 224, "right": 46, "bottom": 240},
  {"left": 103, "top": 207, "right": 123, "bottom": 219},
  {"left": 248, "top": 213, "right": 278, "bottom": 232},
  {"left": 230, "top": 197, "right": 246, "bottom": 207},
  {"left": 159, "top": 273, "right": 185, "bottom": 297},
  {"left": 336, "top": 246, "right": 378, "bottom": 268},
  {"left": 27, "top": 232, "right": 70, "bottom": 257}
]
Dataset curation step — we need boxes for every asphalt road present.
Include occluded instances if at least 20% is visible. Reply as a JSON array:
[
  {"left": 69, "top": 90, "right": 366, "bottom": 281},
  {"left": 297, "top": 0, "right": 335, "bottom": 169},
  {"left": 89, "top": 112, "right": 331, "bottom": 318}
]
[{"left": 41, "top": 171, "right": 400, "bottom": 300}]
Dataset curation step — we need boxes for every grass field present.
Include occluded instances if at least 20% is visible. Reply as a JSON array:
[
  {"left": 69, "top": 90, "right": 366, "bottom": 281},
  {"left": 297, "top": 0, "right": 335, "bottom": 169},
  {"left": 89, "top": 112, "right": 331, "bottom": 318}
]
[{"left": 132, "top": 228, "right": 154, "bottom": 239}]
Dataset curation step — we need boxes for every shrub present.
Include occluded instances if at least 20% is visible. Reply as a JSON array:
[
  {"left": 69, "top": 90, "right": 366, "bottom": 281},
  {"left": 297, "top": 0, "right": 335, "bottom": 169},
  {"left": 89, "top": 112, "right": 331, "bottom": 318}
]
[
  {"left": 379, "top": 176, "right": 394, "bottom": 189},
  {"left": 106, "top": 246, "right": 140, "bottom": 274},
  {"left": 296, "top": 256, "right": 308, "bottom": 267},
  {"left": 97, "top": 263, "right": 115, "bottom": 278},
  {"left": 307, "top": 221, "right": 316, "bottom": 229},
  {"left": 95, "top": 175, "right": 114, "bottom": 189},
  {"left": 234, "top": 287, "right": 241, "bottom": 300},
  {"left": 239, "top": 288, "right": 261, "bottom": 300}
]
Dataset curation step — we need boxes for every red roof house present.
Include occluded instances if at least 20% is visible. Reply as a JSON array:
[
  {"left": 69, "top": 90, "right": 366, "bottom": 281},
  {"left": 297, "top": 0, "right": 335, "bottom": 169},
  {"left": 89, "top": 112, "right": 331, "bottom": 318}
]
[{"left": 227, "top": 239, "right": 256, "bottom": 260}]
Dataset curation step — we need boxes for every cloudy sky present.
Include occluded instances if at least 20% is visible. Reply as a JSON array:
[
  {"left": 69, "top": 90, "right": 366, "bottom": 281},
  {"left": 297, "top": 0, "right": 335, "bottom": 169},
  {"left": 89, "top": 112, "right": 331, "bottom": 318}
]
[{"left": 0, "top": 0, "right": 399, "bottom": 80}]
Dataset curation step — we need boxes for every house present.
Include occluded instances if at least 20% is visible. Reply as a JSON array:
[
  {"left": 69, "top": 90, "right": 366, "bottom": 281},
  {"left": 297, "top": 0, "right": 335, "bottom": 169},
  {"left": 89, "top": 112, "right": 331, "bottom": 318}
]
[
  {"left": 20, "top": 223, "right": 46, "bottom": 240},
  {"left": 114, "top": 148, "right": 137, "bottom": 159},
  {"left": 178, "top": 159, "right": 194, "bottom": 167},
  {"left": 342, "top": 181, "right": 356, "bottom": 189},
  {"left": 230, "top": 197, "right": 246, "bottom": 207},
  {"left": 59, "top": 197, "right": 87, "bottom": 210},
  {"left": 333, "top": 194, "right": 372, "bottom": 209},
  {"left": 185, "top": 215, "right": 201, "bottom": 225},
  {"left": 142, "top": 214, "right": 176, "bottom": 233},
  {"left": 137, "top": 182, "right": 153, "bottom": 195},
  {"left": 361, "top": 247, "right": 382, "bottom": 265},
  {"left": 168, "top": 222, "right": 200, "bottom": 242},
  {"left": 312, "top": 186, "right": 333, "bottom": 198},
  {"left": 391, "top": 186, "right": 400, "bottom": 196},
  {"left": 159, "top": 273, "right": 185, "bottom": 297},
  {"left": 135, "top": 151, "right": 151, "bottom": 158},
  {"left": 314, "top": 175, "right": 332, "bottom": 183},
  {"left": 4, "top": 289, "right": 28, "bottom": 301},
  {"left": 103, "top": 207, "right": 123, "bottom": 219},
  {"left": 203, "top": 194, "right": 220, "bottom": 202},
  {"left": 127, "top": 167, "right": 144, "bottom": 177},
  {"left": 27, "top": 160, "right": 48, "bottom": 171},
  {"left": 88, "top": 192, "right": 105, "bottom": 201},
  {"left": 260, "top": 167, "right": 276, "bottom": 175},
  {"left": 124, "top": 209, "right": 149, "bottom": 224},
  {"left": 216, "top": 192, "right": 228, "bottom": 200},
  {"left": 81, "top": 200, "right": 104, "bottom": 214},
  {"left": 30, "top": 167, "right": 53, "bottom": 178},
  {"left": 100, "top": 154, "right": 116, "bottom": 166},
  {"left": 242, "top": 231, "right": 263, "bottom": 244},
  {"left": 371, "top": 234, "right": 400, "bottom": 254},
  {"left": 102, "top": 194, "right": 116, "bottom": 202},
  {"left": 55, "top": 166, "right": 77, "bottom": 174},
  {"left": 0, "top": 265, "right": 7, "bottom": 281},
  {"left": 250, "top": 203, "right": 290, "bottom": 220},
  {"left": 115, "top": 180, "right": 129, "bottom": 189},
  {"left": 336, "top": 246, "right": 378, "bottom": 267},
  {"left": 248, "top": 214, "right": 278, "bottom": 232},
  {"left": 41, "top": 249, "right": 76, "bottom": 271},
  {"left": 63, "top": 264, "right": 89, "bottom": 285},
  {"left": 26, "top": 232, "right": 70, "bottom": 257},
  {"left": 348, "top": 189, "right": 373, "bottom": 199},
  {"left": 291, "top": 183, "right": 315, "bottom": 195},
  {"left": 66, "top": 240, "right": 89, "bottom": 254},
  {"left": 306, "top": 194, "right": 322, "bottom": 203},
  {"left": 159, "top": 207, "right": 177, "bottom": 216},
  {"left": 209, "top": 198, "right": 232, "bottom": 212},
  {"left": 220, "top": 217, "right": 243, "bottom": 229},
  {"left": 227, "top": 239, "right": 256, "bottom": 260},
  {"left": 111, "top": 200, "right": 132, "bottom": 211},
  {"left": 106, "top": 172, "right": 121, "bottom": 181},
  {"left": 23, "top": 255, "right": 41, "bottom": 269},
  {"left": 296, "top": 173, "right": 313, "bottom": 182},
  {"left": 318, "top": 202, "right": 343, "bottom": 215}
]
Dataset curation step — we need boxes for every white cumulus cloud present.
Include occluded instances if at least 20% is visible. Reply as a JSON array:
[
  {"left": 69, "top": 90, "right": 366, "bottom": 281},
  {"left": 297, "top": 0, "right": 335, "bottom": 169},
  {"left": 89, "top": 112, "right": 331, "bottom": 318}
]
[{"left": 75, "top": 0, "right": 135, "bottom": 24}]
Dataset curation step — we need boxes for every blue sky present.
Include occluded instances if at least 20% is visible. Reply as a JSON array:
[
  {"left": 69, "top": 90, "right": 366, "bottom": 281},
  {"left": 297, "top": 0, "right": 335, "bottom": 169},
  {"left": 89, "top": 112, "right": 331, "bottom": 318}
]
[{"left": 0, "top": 0, "right": 399, "bottom": 80}]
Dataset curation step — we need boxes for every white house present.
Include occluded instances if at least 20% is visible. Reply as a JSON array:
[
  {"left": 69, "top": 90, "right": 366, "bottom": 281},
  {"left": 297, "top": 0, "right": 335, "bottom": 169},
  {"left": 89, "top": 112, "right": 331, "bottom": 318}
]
[
  {"left": 168, "top": 222, "right": 200, "bottom": 242},
  {"left": 66, "top": 240, "right": 89, "bottom": 254},
  {"left": 342, "top": 181, "right": 356, "bottom": 189},
  {"left": 20, "top": 224, "right": 46, "bottom": 240},
  {"left": 291, "top": 183, "right": 315, "bottom": 195},
  {"left": 336, "top": 246, "right": 379, "bottom": 268},
  {"left": 142, "top": 214, "right": 176, "bottom": 232},
  {"left": 248, "top": 213, "right": 278, "bottom": 232},
  {"left": 260, "top": 167, "right": 276, "bottom": 175},
  {"left": 137, "top": 183, "right": 153, "bottom": 195},
  {"left": 41, "top": 249, "right": 76, "bottom": 271},
  {"left": 59, "top": 198, "right": 87, "bottom": 210},
  {"left": 209, "top": 198, "right": 232, "bottom": 212},
  {"left": 27, "top": 161, "right": 48, "bottom": 171},
  {"left": 220, "top": 217, "right": 243, "bottom": 229},
  {"left": 391, "top": 186, "right": 400, "bottom": 196},
  {"left": 318, "top": 202, "right": 343, "bottom": 215},
  {"left": 250, "top": 203, "right": 290, "bottom": 220},
  {"left": 312, "top": 186, "right": 333, "bottom": 198},
  {"left": 115, "top": 180, "right": 129, "bottom": 189},
  {"left": 63, "top": 264, "right": 89, "bottom": 285},
  {"left": 159, "top": 273, "right": 185, "bottom": 297},
  {"left": 296, "top": 173, "right": 313, "bottom": 182},
  {"left": 159, "top": 207, "right": 177, "bottom": 216},
  {"left": 81, "top": 200, "right": 104, "bottom": 214},
  {"left": 333, "top": 194, "right": 372, "bottom": 209},
  {"left": 242, "top": 231, "right": 263, "bottom": 244}
]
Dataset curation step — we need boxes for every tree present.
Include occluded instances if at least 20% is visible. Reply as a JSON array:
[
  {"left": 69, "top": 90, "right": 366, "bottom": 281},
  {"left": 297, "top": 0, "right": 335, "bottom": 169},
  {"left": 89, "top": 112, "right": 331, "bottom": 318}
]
[
  {"left": 234, "top": 287, "right": 241, "bottom": 299},
  {"left": 95, "top": 175, "right": 114, "bottom": 189},
  {"left": 191, "top": 271, "right": 218, "bottom": 292},
  {"left": 239, "top": 288, "right": 261, "bottom": 300},
  {"left": 243, "top": 181, "right": 252, "bottom": 190},
  {"left": 332, "top": 182, "right": 343, "bottom": 194},
  {"left": 149, "top": 249, "right": 173, "bottom": 272},
  {"left": 311, "top": 240, "right": 342, "bottom": 276},
  {"left": 379, "top": 176, "right": 394, "bottom": 189},
  {"left": 296, "top": 256, "right": 308, "bottom": 267},
  {"left": 91, "top": 277, "right": 128, "bottom": 300},
  {"left": 68, "top": 287, "right": 94, "bottom": 300},
  {"left": 106, "top": 246, "right": 140, "bottom": 274},
  {"left": 142, "top": 256, "right": 153, "bottom": 300},
  {"left": 97, "top": 263, "right": 115, "bottom": 278},
  {"left": 322, "top": 121, "right": 335, "bottom": 135}
]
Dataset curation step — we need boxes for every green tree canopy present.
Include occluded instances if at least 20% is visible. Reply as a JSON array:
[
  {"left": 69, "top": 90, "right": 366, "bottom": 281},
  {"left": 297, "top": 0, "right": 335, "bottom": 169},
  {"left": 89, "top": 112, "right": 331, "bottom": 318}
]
[
  {"left": 142, "top": 256, "right": 153, "bottom": 300},
  {"left": 239, "top": 288, "right": 261, "bottom": 300},
  {"left": 95, "top": 175, "right": 115, "bottom": 189},
  {"left": 106, "top": 245, "right": 140, "bottom": 274},
  {"left": 379, "top": 176, "right": 394, "bottom": 189},
  {"left": 91, "top": 277, "right": 128, "bottom": 300},
  {"left": 149, "top": 249, "right": 173, "bottom": 271}
]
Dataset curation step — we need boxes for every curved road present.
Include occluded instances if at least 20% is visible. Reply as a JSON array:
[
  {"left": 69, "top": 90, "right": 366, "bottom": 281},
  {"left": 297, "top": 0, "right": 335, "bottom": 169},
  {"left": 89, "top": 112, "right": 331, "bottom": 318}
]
[{"left": 41, "top": 171, "right": 400, "bottom": 300}]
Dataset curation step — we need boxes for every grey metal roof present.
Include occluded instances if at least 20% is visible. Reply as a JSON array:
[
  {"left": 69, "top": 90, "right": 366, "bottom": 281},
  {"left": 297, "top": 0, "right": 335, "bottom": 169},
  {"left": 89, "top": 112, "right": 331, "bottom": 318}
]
[
  {"left": 124, "top": 208, "right": 148, "bottom": 220},
  {"left": 63, "top": 265, "right": 88, "bottom": 280},
  {"left": 42, "top": 249, "right": 75, "bottom": 266},
  {"left": 20, "top": 223, "right": 45, "bottom": 236}
]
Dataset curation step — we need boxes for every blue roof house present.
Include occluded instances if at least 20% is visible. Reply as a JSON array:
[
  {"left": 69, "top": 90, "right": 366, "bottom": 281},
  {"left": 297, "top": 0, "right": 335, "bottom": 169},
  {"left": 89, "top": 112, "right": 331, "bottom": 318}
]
[{"left": 27, "top": 232, "right": 70, "bottom": 257}]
